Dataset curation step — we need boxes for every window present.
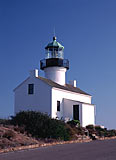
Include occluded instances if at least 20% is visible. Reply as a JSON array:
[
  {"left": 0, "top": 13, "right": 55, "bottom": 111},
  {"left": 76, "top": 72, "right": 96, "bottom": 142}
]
[
  {"left": 57, "top": 101, "right": 60, "bottom": 111},
  {"left": 28, "top": 84, "right": 34, "bottom": 94}
]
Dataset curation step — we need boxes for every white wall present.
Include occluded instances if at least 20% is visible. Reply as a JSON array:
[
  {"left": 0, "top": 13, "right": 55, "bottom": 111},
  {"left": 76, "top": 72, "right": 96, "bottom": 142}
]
[
  {"left": 82, "top": 104, "right": 95, "bottom": 127},
  {"left": 63, "top": 98, "right": 82, "bottom": 124},
  {"left": 44, "top": 67, "right": 66, "bottom": 85},
  {"left": 51, "top": 88, "right": 92, "bottom": 120},
  {"left": 14, "top": 77, "right": 51, "bottom": 115}
]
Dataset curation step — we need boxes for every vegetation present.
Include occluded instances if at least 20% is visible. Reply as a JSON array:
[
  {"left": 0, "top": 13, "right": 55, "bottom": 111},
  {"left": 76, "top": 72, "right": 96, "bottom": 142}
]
[
  {"left": 10, "top": 111, "right": 70, "bottom": 141},
  {"left": 67, "top": 120, "right": 80, "bottom": 127},
  {"left": 0, "top": 125, "right": 39, "bottom": 149},
  {"left": 0, "top": 118, "right": 10, "bottom": 125},
  {"left": 86, "top": 125, "right": 116, "bottom": 138},
  {"left": 2, "top": 130, "right": 15, "bottom": 140},
  {"left": 0, "top": 111, "right": 116, "bottom": 148}
]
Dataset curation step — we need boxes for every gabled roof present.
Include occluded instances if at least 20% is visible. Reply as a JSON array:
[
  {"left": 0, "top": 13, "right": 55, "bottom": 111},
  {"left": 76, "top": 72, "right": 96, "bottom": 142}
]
[{"left": 37, "top": 76, "right": 91, "bottom": 96}]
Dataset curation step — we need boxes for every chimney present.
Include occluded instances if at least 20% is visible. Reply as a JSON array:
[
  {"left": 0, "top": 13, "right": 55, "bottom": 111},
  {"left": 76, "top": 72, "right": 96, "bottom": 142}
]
[
  {"left": 69, "top": 80, "right": 77, "bottom": 87},
  {"left": 30, "top": 69, "right": 39, "bottom": 77}
]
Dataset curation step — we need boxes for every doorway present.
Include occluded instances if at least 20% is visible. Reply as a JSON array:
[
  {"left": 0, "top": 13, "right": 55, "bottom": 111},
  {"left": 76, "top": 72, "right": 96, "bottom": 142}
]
[{"left": 73, "top": 105, "right": 79, "bottom": 120}]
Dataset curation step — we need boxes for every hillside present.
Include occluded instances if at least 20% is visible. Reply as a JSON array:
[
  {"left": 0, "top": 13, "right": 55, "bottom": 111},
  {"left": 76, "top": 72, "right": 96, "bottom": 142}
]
[
  {"left": 0, "top": 125, "right": 40, "bottom": 149},
  {"left": 0, "top": 111, "right": 116, "bottom": 151}
]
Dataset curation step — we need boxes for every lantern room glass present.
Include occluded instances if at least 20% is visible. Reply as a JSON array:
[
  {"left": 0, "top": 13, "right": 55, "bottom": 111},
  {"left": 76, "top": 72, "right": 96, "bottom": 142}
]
[{"left": 45, "top": 48, "right": 64, "bottom": 59}]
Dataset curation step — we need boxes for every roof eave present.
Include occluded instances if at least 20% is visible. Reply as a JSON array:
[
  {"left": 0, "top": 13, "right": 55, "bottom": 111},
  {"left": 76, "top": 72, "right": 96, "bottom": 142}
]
[
  {"left": 52, "top": 87, "right": 92, "bottom": 97},
  {"left": 13, "top": 77, "right": 30, "bottom": 92}
]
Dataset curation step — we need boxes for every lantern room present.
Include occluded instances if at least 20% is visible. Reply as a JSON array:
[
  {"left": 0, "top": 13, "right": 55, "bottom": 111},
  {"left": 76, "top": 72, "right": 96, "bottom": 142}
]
[{"left": 40, "top": 37, "right": 69, "bottom": 70}]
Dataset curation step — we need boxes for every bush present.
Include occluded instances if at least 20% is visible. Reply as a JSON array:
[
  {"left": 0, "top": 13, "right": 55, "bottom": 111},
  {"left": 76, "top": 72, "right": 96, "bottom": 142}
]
[
  {"left": 86, "top": 125, "right": 116, "bottom": 138},
  {"left": 86, "top": 125, "right": 94, "bottom": 130},
  {"left": 0, "top": 119, "right": 11, "bottom": 125},
  {"left": 106, "top": 130, "right": 116, "bottom": 137},
  {"left": 14, "top": 126, "right": 25, "bottom": 134},
  {"left": 11, "top": 111, "right": 70, "bottom": 141},
  {"left": 67, "top": 120, "right": 80, "bottom": 127},
  {"left": 3, "top": 130, "right": 15, "bottom": 140}
]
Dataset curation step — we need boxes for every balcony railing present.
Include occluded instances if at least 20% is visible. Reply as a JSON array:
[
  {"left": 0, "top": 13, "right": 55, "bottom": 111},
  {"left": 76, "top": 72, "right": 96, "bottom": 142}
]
[{"left": 40, "top": 58, "right": 69, "bottom": 70}]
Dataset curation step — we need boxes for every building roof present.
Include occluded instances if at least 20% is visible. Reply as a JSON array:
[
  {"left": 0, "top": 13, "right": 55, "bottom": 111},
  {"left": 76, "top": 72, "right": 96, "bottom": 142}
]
[
  {"left": 64, "top": 98, "right": 94, "bottom": 105},
  {"left": 37, "top": 76, "right": 91, "bottom": 96}
]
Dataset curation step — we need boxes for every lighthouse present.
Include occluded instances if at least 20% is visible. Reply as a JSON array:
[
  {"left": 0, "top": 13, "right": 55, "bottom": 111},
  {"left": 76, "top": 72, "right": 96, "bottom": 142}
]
[
  {"left": 40, "top": 36, "right": 69, "bottom": 85},
  {"left": 14, "top": 35, "right": 95, "bottom": 127}
]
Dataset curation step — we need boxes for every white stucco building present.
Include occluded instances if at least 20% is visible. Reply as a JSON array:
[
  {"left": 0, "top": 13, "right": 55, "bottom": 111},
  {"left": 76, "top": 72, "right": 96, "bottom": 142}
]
[{"left": 14, "top": 36, "right": 95, "bottom": 127}]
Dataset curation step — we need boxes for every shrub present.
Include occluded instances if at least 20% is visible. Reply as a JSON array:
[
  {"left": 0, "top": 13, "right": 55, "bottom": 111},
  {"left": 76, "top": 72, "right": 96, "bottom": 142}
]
[
  {"left": 11, "top": 111, "right": 70, "bottom": 141},
  {"left": 3, "top": 130, "right": 15, "bottom": 140},
  {"left": 106, "top": 130, "right": 116, "bottom": 137},
  {"left": 86, "top": 125, "right": 94, "bottom": 130},
  {"left": 86, "top": 125, "right": 116, "bottom": 138},
  {"left": 67, "top": 120, "right": 80, "bottom": 127},
  {"left": 14, "top": 126, "right": 25, "bottom": 134},
  {"left": 0, "top": 119, "right": 11, "bottom": 125}
]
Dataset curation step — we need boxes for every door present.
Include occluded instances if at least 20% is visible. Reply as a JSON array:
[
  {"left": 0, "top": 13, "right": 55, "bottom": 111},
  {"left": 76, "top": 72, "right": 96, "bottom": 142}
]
[{"left": 73, "top": 105, "right": 79, "bottom": 120}]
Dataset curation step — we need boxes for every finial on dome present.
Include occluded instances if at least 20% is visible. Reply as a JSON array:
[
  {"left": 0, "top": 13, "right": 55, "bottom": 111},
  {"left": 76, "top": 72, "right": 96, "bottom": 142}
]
[{"left": 53, "top": 36, "right": 57, "bottom": 41}]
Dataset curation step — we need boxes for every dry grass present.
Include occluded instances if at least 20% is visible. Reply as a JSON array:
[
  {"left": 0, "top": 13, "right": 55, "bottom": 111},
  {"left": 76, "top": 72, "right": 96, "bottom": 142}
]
[{"left": 0, "top": 125, "right": 39, "bottom": 149}]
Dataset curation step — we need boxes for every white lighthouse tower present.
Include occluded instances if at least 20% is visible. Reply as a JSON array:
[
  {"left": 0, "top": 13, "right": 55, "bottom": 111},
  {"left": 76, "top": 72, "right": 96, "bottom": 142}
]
[{"left": 40, "top": 36, "right": 69, "bottom": 85}]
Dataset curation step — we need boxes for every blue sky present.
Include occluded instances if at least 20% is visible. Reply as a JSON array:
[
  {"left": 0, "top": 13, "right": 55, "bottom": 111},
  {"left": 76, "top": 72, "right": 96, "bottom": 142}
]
[{"left": 0, "top": 0, "right": 116, "bottom": 129}]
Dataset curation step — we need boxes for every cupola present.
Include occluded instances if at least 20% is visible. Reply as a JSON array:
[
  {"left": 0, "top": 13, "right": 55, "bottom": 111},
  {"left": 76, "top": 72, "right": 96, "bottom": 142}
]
[
  {"left": 45, "top": 36, "right": 64, "bottom": 59},
  {"left": 40, "top": 37, "right": 69, "bottom": 70}
]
